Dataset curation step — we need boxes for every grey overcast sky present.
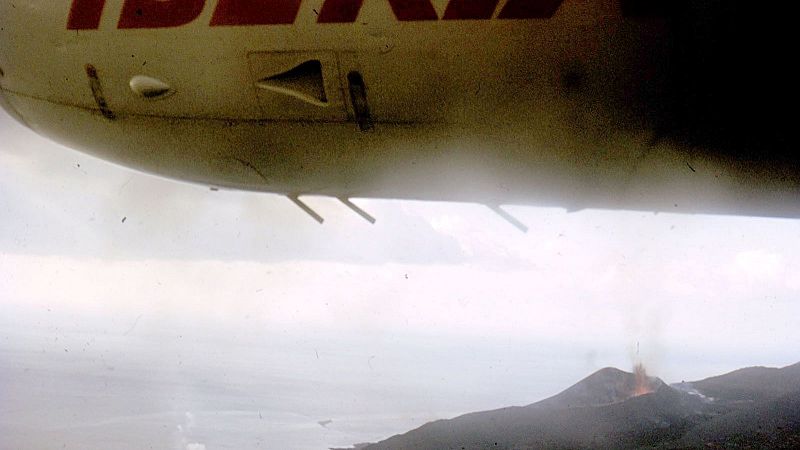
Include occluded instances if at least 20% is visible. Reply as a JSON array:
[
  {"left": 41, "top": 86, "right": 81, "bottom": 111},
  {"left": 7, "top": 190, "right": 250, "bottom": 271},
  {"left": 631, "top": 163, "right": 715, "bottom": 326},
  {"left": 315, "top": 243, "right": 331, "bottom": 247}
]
[{"left": 2, "top": 111, "right": 800, "bottom": 449}]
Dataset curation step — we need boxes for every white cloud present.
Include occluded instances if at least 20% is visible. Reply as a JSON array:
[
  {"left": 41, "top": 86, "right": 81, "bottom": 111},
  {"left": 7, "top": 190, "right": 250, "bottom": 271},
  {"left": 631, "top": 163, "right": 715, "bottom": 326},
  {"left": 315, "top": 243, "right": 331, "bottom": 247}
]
[
  {"left": 2, "top": 250, "right": 799, "bottom": 358},
  {"left": 733, "top": 250, "right": 783, "bottom": 282}
]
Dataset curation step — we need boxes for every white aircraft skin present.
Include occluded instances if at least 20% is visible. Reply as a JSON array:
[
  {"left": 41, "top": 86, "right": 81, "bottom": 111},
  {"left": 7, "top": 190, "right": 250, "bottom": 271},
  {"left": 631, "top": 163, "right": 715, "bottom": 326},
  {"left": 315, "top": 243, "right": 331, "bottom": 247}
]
[{"left": 0, "top": 0, "right": 797, "bottom": 217}]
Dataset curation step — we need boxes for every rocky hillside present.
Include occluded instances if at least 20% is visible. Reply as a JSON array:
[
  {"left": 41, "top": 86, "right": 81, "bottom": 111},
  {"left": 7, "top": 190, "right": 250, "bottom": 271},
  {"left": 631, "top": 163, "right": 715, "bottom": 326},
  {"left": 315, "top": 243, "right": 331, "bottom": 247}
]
[{"left": 360, "top": 362, "right": 800, "bottom": 450}]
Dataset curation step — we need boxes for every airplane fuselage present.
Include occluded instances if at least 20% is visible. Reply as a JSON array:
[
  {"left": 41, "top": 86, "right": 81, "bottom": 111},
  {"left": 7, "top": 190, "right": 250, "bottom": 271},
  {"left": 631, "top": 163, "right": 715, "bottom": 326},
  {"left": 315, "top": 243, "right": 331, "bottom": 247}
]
[{"left": 1, "top": 0, "right": 796, "bottom": 216}]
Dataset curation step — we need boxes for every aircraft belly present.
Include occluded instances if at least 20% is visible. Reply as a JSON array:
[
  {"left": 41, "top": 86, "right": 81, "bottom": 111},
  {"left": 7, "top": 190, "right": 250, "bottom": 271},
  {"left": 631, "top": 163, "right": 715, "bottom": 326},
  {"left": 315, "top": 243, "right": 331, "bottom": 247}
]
[
  {"left": 0, "top": 0, "right": 667, "bottom": 124},
  {"left": 2, "top": 0, "right": 799, "bottom": 217},
  {"left": 0, "top": 86, "right": 28, "bottom": 127},
  {"left": 7, "top": 91, "right": 800, "bottom": 218}
]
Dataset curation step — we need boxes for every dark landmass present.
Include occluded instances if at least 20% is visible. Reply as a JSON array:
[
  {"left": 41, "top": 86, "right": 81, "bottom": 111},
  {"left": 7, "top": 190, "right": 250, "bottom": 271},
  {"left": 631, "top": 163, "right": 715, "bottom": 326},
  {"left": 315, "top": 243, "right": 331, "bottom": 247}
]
[{"left": 363, "top": 362, "right": 800, "bottom": 450}]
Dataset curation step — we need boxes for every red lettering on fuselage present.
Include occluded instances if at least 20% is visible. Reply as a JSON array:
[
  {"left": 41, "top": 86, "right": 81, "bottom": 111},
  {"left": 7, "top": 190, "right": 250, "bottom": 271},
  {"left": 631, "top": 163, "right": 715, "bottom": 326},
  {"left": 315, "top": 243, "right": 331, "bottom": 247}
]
[
  {"left": 67, "top": 0, "right": 106, "bottom": 30},
  {"left": 318, "top": 0, "right": 438, "bottom": 23},
  {"left": 211, "top": 0, "right": 302, "bottom": 26},
  {"left": 66, "top": 0, "right": 567, "bottom": 30},
  {"left": 118, "top": 0, "right": 206, "bottom": 28},
  {"left": 498, "top": 0, "right": 564, "bottom": 19},
  {"left": 442, "top": 0, "right": 499, "bottom": 20}
]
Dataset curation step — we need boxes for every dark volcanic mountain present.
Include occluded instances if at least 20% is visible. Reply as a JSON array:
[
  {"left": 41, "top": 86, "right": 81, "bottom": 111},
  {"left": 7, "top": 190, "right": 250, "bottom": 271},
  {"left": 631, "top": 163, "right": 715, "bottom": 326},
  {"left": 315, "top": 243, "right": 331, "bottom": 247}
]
[
  {"left": 536, "top": 366, "right": 665, "bottom": 409},
  {"left": 674, "top": 362, "right": 800, "bottom": 449},
  {"left": 362, "top": 362, "right": 800, "bottom": 450},
  {"left": 677, "top": 362, "right": 800, "bottom": 404}
]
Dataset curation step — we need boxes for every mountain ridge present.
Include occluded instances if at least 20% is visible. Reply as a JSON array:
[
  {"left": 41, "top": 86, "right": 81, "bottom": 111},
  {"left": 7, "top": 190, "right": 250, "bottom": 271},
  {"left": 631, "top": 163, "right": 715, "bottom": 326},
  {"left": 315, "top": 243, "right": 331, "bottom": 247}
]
[{"left": 359, "top": 362, "right": 800, "bottom": 450}]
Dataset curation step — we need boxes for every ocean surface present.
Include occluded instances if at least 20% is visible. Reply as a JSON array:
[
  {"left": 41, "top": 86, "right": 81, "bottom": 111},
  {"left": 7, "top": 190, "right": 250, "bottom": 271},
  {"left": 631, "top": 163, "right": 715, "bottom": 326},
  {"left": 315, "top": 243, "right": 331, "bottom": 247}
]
[
  {"left": 0, "top": 315, "right": 574, "bottom": 450},
  {"left": 1, "top": 300, "right": 778, "bottom": 449},
  {"left": 0, "top": 326, "right": 462, "bottom": 450}
]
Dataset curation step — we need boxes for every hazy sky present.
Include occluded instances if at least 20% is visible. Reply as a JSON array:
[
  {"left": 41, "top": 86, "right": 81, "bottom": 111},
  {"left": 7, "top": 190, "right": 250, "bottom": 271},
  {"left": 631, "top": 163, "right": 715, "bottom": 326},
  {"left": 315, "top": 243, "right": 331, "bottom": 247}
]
[{"left": 2, "top": 111, "right": 800, "bottom": 448}]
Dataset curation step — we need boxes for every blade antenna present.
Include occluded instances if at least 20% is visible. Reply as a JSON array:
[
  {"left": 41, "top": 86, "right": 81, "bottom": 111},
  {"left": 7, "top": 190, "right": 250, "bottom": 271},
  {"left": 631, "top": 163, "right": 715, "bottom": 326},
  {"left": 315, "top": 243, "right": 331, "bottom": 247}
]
[
  {"left": 339, "top": 197, "right": 376, "bottom": 224},
  {"left": 288, "top": 195, "right": 324, "bottom": 224},
  {"left": 487, "top": 205, "right": 528, "bottom": 233}
]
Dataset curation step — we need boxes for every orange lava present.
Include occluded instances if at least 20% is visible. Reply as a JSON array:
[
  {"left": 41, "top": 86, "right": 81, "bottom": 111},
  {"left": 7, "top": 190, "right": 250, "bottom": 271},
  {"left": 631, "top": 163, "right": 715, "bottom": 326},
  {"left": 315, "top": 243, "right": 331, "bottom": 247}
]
[{"left": 632, "top": 363, "right": 654, "bottom": 397}]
